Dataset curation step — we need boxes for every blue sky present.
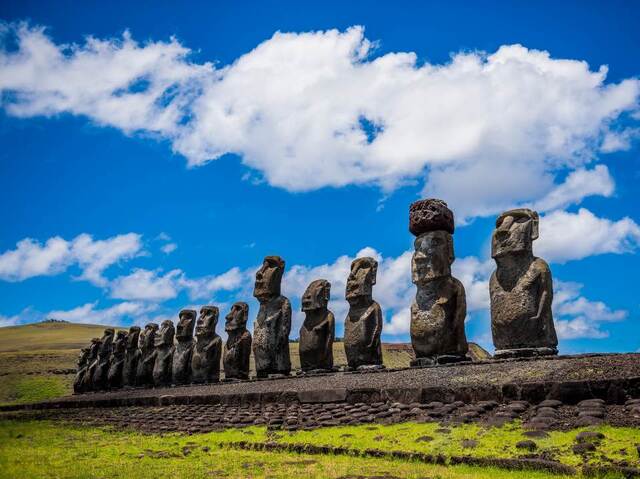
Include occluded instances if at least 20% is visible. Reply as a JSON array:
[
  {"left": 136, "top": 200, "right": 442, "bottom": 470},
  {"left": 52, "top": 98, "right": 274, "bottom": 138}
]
[{"left": 1, "top": 1, "right": 639, "bottom": 354}]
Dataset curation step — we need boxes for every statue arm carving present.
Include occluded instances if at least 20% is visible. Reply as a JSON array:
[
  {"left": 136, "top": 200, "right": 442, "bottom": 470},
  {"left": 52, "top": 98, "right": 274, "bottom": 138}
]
[
  {"left": 281, "top": 299, "right": 292, "bottom": 338},
  {"left": 368, "top": 304, "right": 382, "bottom": 349},
  {"left": 531, "top": 264, "right": 552, "bottom": 322},
  {"left": 325, "top": 312, "right": 335, "bottom": 353}
]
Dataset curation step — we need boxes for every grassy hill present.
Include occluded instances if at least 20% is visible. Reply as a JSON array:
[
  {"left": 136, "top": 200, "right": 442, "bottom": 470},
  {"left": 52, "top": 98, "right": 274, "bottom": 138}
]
[{"left": 0, "top": 321, "right": 490, "bottom": 405}]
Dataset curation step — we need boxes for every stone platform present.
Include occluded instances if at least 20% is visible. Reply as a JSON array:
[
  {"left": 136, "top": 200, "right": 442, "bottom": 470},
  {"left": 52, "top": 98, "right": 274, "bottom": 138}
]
[{"left": 3, "top": 353, "right": 640, "bottom": 412}]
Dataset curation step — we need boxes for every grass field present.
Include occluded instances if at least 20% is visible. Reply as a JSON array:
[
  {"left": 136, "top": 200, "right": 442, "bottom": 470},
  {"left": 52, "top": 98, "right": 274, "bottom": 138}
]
[
  {"left": 0, "top": 321, "right": 489, "bottom": 405},
  {"left": 0, "top": 420, "right": 599, "bottom": 479}
]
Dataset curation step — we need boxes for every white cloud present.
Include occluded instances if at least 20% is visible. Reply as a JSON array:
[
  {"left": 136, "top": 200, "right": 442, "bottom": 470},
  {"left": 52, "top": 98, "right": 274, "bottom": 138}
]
[
  {"left": 554, "top": 281, "right": 627, "bottom": 339},
  {"left": 0, "top": 233, "right": 143, "bottom": 284},
  {"left": 161, "top": 243, "right": 177, "bottom": 254},
  {"left": 532, "top": 165, "right": 614, "bottom": 212},
  {"left": 48, "top": 301, "right": 156, "bottom": 326},
  {"left": 110, "top": 268, "right": 183, "bottom": 301},
  {"left": 2, "top": 24, "right": 639, "bottom": 219},
  {"left": 0, "top": 312, "right": 22, "bottom": 327},
  {"left": 536, "top": 208, "right": 640, "bottom": 263}
]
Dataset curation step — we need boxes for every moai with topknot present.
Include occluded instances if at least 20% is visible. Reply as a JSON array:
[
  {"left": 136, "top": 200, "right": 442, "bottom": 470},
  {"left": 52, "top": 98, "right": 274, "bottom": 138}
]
[
  {"left": 252, "top": 256, "right": 292, "bottom": 377},
  {"left": 223, "top": 302, "right": 252, "bottom": 380},
  {"left": 122, "top": 326, "right": 140, "bottom": 387},
  {"left": 409, "top": 199, "right": 469, "bottom": 366},
  {"left": 299, "top": 279, "right": 335, "bottom": 372},
  {"left": 153, "top": 320, "right": 175, "bottom": 387},
  {"left": 107, "top": 330, "right": 127, "bottom": 389},
  {"left": 136, "top": 323, "right": 158, "bottom": 387},
  {"left": 92, "top": 329, "right": 115, "bottom": 390},
  {"left": 490, "top": 208, "right": 557, "bottom": 358},
  {"left": 344, "top": 257, "right": 383, "bottom": 370},
  {"left": 191, "top": 306, "right": 223, "bottom": 383},
  {"left": 172, "top": 310, "right": 196, "bottom": 385}
]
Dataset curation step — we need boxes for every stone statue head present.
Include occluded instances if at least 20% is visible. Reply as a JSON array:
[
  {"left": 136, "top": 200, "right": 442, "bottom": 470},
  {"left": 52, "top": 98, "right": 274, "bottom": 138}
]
[
  {"left": 491, "top": 208, "right": 539, "bottom": 258},
  {"left": 225, "top": 302, "right": 249, "bottom": 332},
  {"left": 176, "top": 309, "right": 196, "bottom": 341},
  {"left": 139, "top": 323, "right": 158, "bottom": 351},
  {"left": 254, "top": 256, "right": 285, "bottom": 302},
  {"left": 412, "top": 230, "right": 454, "bottom": 283},
  {"left": 98, "top": 329, "right": 115, "bottom": 358},
  {"left": 113, "top": 330, "right": 127, "bottom": 355},
  {"left": 126, "top": 326, "right": 140, "bottom": 350},
  {"left": 88, "top": 338, "right": 101, "bottom": 360},
  {"left": 346, "top": 257, "right": 378, "bottom": 301},
  {"left": 155, "top": 320, "right": 175, "bottom": 347},
  {"left": 78, "top": 347, "right": 90, "bottom": 367},
  {"left": 302, "top": 279, "right": 331, "bottom": 312},
  {"left": 196, "top": 306, "right": 219, "bottom": 339}
]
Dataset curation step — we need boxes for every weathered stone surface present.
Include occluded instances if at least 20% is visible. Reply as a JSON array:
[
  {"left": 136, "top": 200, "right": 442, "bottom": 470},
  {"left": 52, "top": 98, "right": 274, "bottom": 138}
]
[
  {"left": 410, "top": 227, "right": 468, "bottom": 364},
  {"left": 191, "top": 306, "right": 222, "bottom": 384},
  {"left": 135, "top": 323, "right": 158, "bottom": 387},
  {"left": 490, "top": 209, "right": 558, "bottom": 358},
  {"left": 409, "top": 199, "right": 455, "bottom": 236},
  {"left": 299, "top": 279, "right": 335, "bottom": 372},
  {"left": 107, "top": 331, "right": 127, "bottom": 389},
  {"left": 153, "top": 320, "right": 175, "bottom": 387},
  {"left": 122, "top": 326, "right": 140, "bottom": 387},
  {"left": 92, "top": 329, "right": 115, "bottom": 391},
  {"left": 223, "top": 302, "right": 252, "bottom": 380},
  {"left": 298, "top": 389, "right": 348, "bottom": 403},
  {"left": 173, "top": 310, "right": 196, "bottom": 385},
  {"left": 82, "top": 338, "right": 101, "bottom": 392},
  {"left": 73, "top": 347, "right": 91, "bottom": 394},
  {"left": 344, "top": 257, "right": 383, "bottom": 369},
  {"left": 252, "top": 256, "right": 291, "bottom": 378}
]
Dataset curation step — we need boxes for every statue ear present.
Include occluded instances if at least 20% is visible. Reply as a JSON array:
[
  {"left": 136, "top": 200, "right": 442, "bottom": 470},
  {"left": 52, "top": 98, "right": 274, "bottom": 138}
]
[
  {"left": 531, "top": 211, "right": 540, "bottom": 240},
  {"left": 447, "top": 234, "right": 455, "bottom": 264},
  {"left": 370, "top": 262, "right": 378, "bottom": 285}
]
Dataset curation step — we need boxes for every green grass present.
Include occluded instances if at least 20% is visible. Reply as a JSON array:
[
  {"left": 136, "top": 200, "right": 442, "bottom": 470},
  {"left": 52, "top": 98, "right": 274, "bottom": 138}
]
[
  {"left": 0, "top": 375, "right": 70, "bottom": 406},
  {"left": 0, "top": 420, "right": 578, "bottom": 479}
]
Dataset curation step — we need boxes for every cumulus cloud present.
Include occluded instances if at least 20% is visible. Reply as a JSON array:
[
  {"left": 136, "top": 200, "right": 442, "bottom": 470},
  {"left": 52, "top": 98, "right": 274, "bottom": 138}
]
[
  {"left": 1, "top": 24, "right": 639, "bottom": 219},
  {"left": 0, "top": 233, "right": 143, "bottom": 285},
  {"left": 47, "top": 301, "right": 156, "bottom": 326},
  {"left": 554, "top": 281, "right": 627, "bottom": 339},
  {"left": 536, "top": 208, "right": 640, "bottom": 263}
]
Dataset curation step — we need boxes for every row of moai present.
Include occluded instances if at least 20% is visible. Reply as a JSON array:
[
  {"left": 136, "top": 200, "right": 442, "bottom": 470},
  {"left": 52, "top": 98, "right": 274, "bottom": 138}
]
[{"left": 74, "top": 199, "right": 558, "bottom": 393}]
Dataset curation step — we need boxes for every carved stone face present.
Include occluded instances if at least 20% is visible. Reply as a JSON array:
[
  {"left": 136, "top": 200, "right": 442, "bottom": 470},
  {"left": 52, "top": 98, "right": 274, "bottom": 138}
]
[
  {"left": 139, "top": 323, "right": 158, "bottom": 351},
  {"left": 88, "top": 338, "right": 101, "bottom": 359},
  {"left": 492, "top": 208, "right": 539, "bottom": 258},
  {"left": 412, "top": 230, "right": 454, "bottom": 283},
  {"left": 346, "top": 257, "right": 378, "bottom": 300},
  {"left": 78, "top": 347, "right": 90, "bottom": 367},
  {"left": 196, "top": 306, "right": 218, "bottom": 338},
  {"left": 155, "top": 320, "right": 175, "bottom": 347},
  {"left": 302, "top": 279, "right": 330, "bottom": 312},
  {"left": 253, "top": 256, "right": 285, "bottom": 302},
  {"left": 98, "top": 329, "right": 115, "bottom": 357},
  {"left": 113, "top": 331, "right": 127, "bottom": 354},
  {"left": 126, "top": 326, "right": 140, "bottom": 350},
  {"left": 225, "top": 302, "right": 248, "bottom": 332},
  {"left": 176, "top": 310, "right": 196, "bottom": 341}
]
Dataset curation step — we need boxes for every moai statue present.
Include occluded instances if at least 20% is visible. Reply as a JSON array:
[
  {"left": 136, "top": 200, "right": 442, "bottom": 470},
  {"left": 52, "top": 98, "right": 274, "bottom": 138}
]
[
  {"left": 299, "top": 279, "right": 335, "bottom": 372},
  {"left": 344, "top": 257, "right": 384, "bottom": 370},
  {"left": 490, "top": 208, "right": 557, "bottom": 358},
  {"left": 73, "top": 347, "right": 90, "bottom": 394},
  {"left": 191, "top": 306, "right": 223, "bottom": 384},
  {"left": 252, "top": 256, "right": 292, "bottom": 378},
  {"left": 122, "top": 326, "right": 141, "bottom": 387},
  {"left": 152, "top": 320, "right": 175, "bottom": 387},
  {"left": 92, "top": 329, "right": 115, "bottom": 390},
  {"left": 136, "top": 323, "right": 158, "bottom": 387},
  {"left": 223, "top": 302, "right": 252, "bottom": 380},
  {"left": 409, "top": 199, "right": 469, "bottom": 366},
  {"left": 82, "top": 338, "right": 101, "bottom": 391},
  {"left": 107, "top": 330, "right": 127, "bottom": 389},
  {"left": 172, "top": 310, "right": 196, "bottom": 385}
]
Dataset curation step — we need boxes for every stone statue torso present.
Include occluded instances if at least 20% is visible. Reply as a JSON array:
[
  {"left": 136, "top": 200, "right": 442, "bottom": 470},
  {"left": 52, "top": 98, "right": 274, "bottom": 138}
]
[
  {"left": 490, "top": 257, "right": 556, "bottom": 349},
  {"left": 223, "top": 330, "right": 252, "bottom": 379},
  {"left": 411, "top": 276, "right": 467, "bottom": 357},
  {"left": 344, "top": 301, "right": 382, "bottom": 368},
  {"left": 253, "top": 295, "right": 291, "bottom": 375},
  {"left": 153, "top": 345, "right": 174, "bottom": 386},
  {"left": 299, "top": 311, "right": 334, "bottom": 370},
  {"left": 191, "top": 335, "right": 222, "bottom": 383},
  {"left": 172, "top": 340, "right": 194, "bottom": 385},
  {"left": 122, "top": 349, "right": 140, "bottom": 387}
]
